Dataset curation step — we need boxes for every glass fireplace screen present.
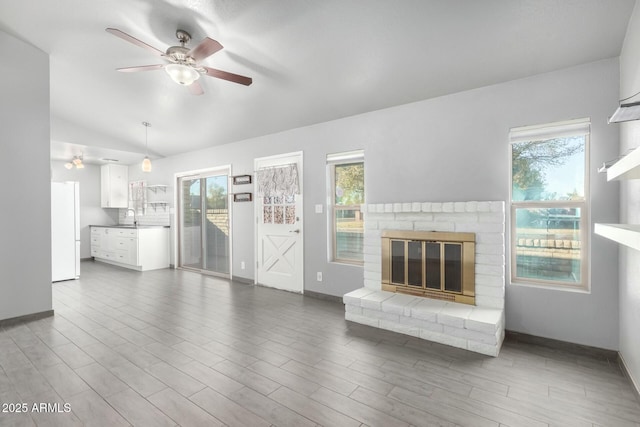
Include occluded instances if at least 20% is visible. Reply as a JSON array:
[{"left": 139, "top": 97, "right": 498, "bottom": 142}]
[{"left": 381, "top": 230, "right": 475, "bottom": 305}]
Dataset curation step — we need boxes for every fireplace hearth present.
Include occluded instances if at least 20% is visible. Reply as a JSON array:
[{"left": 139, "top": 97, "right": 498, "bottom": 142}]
[{"left": 343, "top": 200, "right": 506, "bottom": 356}]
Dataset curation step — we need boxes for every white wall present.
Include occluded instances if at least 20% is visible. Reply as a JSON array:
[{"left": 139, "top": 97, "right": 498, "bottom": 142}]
[
  {"left": 51, "top": 161, "right": 117, "bottom": 258},
  {"left": 618, "top": 0, "right": 640, "bottom": 394},
  {"left": 130, "top": 57, "right": 620, "bottom": 349},
  {"left": 0, "top": 31, "right": 52, "bottom": 321}
]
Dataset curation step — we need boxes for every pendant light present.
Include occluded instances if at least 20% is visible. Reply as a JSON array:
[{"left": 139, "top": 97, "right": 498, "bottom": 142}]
[{"left": 142, "top": 121, "right": 152, "bottom": 172}]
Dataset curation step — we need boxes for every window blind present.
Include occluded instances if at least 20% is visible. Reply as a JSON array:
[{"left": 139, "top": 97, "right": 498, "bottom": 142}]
[
  {"left": 326, "top": 149, "right": 364, "bottom": 164},
  {"left": 509, "top": 118, "right": 591, "bottom": 143}
]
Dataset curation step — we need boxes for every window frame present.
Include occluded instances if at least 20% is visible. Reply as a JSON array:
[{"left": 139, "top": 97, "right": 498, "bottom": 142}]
[
  {"left": 509, "top": 119, "right": 590, "bottom": 291},
  {"left": 327, "top": 151, "right": 365, "bottom": 265}
]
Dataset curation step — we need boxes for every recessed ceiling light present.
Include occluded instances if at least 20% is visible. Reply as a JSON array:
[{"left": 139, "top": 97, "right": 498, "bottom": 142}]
[{"left": 101, "top": 158, "right": 119, "bottom": 162}]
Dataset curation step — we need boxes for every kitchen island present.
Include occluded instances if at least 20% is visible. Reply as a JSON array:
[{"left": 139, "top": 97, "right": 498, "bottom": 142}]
[{"left": 90, "top": 225, "right": 169, "bottom": 271}]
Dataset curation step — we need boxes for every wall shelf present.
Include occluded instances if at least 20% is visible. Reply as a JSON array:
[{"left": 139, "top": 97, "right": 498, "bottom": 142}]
[
  {"left": 147, "top": 201, "right": 169, "bottom": 212},
  {"left": 607, "top": 145, "right": 640, "bottom": 181},
  {"left": 594, "top": 223, "right": 640, "bottom": 251},
  {"left": 597, "top": 144, "right": 640, "bottom": 251},
  {"left": 147, "top": 184, "right": 168, "bottom": 193}
]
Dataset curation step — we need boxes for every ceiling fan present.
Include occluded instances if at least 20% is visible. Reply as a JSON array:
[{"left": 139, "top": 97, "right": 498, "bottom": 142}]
[{"left": 106, "top": 27, "right": 252, "bottom": 95}]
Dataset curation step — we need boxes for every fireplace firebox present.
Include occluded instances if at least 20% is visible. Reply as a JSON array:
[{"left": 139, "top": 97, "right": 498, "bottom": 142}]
[{"left": 381, "top": 230, "right": 476, "bottom": 305}]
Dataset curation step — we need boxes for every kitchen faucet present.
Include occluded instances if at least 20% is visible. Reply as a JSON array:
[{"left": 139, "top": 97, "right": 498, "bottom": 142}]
[{"left": 126, "top": 208, "right": 138, "bottom": 227}]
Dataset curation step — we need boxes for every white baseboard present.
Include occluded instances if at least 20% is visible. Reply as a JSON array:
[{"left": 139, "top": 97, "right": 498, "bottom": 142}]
[{"left": 618, "top": 352, "right": 640, "bottom": 404}]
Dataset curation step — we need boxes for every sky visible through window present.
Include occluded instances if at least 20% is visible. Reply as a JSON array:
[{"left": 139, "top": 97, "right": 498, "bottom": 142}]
[
  {"left": 544, "top": 147, "right": 584, "bottom": 198},
  {"left": 512, "top": 136, "right": 585, "bottom": 201}
]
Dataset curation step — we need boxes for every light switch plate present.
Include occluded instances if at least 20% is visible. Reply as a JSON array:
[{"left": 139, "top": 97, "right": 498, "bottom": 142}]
[{"left": 315, "top": 204, "right": 323, "bottom": 214}]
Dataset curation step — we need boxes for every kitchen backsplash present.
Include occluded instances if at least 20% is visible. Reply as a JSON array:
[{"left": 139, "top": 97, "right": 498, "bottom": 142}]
[{"left": 118, "top": 209, "right": 171, "bottom": 226}]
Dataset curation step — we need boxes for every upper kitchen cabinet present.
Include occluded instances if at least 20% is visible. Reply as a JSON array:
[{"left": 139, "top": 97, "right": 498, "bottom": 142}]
[{"left": 101, "top": 164, "right": 128, "bottom": 208}]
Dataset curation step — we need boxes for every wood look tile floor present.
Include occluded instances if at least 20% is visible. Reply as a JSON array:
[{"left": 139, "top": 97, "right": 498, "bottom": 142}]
[{"left": 1, "top": 260, "right": 639, "bottom": 427}]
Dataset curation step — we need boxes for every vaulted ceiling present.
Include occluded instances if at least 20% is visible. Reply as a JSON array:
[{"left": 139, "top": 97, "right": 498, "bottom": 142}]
[{"left": 0, "top": 0, "right": 635, "bottom": 164}]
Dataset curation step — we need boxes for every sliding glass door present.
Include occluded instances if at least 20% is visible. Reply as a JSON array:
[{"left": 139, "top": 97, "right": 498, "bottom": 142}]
[{"left": 178, "top": 168, "right": 230, "bottom": 277}]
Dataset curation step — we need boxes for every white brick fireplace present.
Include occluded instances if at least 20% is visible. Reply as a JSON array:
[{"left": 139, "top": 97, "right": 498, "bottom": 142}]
[{"left": 343, "top": 201, "right": 506, "bottom": 356}]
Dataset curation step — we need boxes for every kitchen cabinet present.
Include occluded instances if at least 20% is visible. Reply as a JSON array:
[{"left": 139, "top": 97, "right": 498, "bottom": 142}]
[
  {"left": 101, "top": 164, "right": 128, "bottom": 208},
  {"left": 90, "top": 226, "right": 169, "bottom": 271}
]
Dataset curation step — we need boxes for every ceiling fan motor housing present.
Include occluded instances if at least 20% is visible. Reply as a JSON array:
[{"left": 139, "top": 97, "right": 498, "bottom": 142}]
[
  {"left": 175, "top": 29, "right": 191, "bottom": 44},
  {"left": 165, "top": 45, "right": 196, "bottom": 65}
]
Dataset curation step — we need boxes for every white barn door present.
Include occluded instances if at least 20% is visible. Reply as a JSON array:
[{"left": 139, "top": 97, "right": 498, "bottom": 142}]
[{"left": 255, "top": 152, "right": 303, "bottom": 293}]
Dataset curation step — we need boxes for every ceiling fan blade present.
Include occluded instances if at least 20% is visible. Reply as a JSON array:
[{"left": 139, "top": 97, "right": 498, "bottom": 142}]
[
  {"left": 188, "top": 37, "right": 223, "bottom": 62},
  {"left": 106, "top": 28, "right": 165, "bottom": 57},
  {"left": 202, "top": 66, "right": 252, "bottom": 86},
  {"left": 188, "top": 80, "right": 204, "bottom": 96},
  {"left": 116, "top": 64, "right": 165, "bottom": 73}
]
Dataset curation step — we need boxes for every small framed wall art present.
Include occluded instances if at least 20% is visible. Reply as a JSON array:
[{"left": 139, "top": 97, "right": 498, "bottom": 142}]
[
  {"left": 233, "top": 175, "right": 252, "bottom": 185},
  {"left": 233, "top": 192, "right": 253, "bottom": 202}
]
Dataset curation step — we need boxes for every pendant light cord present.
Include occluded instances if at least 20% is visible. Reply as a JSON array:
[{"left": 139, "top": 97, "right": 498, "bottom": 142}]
[
  {"left": 141, "top": 122, "right": 152, "bottom": 173},
  {"left": 143, "top": 121, "right": 151, "bottom": 155}
]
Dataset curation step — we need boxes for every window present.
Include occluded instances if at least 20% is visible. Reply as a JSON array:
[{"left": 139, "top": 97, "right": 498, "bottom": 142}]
[
  {"left": 327, "top": 151, "right": 364, "bottom": 264},
  {"left": 509, "top": 119, "right": 589, "bottom": 289}
]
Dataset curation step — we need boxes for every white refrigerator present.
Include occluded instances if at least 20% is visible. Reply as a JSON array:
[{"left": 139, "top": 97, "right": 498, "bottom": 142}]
[{"left": 51, "top": 182, "right": 80, "bottom": 282}]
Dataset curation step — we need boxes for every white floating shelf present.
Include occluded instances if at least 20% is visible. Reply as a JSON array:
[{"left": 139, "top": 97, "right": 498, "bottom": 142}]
[
  {"left": 607, "top": 145, "right": 640, "bottom": 181},
  {"left": 594, "top": 223, "right": 640, "bottom": 251},
  {"left": 147, "top": 184, "right": 168, "bottom": 193},
  {"left": 147, "top": 201, "right": 169, "bottom": 212}
]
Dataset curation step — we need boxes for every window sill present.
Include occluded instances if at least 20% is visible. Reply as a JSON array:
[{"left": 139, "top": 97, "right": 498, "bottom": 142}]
[
  {"left": 330, "top": 260, "right": 364, "bottom": 268},
  {"left": 510, "top": 279, "right": 590, "bottom": 294}
]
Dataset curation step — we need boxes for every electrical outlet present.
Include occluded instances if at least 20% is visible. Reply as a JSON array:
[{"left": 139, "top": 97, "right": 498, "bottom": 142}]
[
  {"left": 317, "top": 272, "right": 323, "bottom": 281},
  {"left": 240, "top": 261, "right": 245, "bottom": 270}
]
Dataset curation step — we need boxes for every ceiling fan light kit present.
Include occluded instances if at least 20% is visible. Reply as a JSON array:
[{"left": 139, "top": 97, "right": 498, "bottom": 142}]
[
  {"left": 65, "top": 155, "right": 84, "bottom": 169},
  {"left": 165, "top": 63, "right": 200, "bottom": 85},
  {"left": 106, "top": 27, "right": 252, "bottom": 95}
]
